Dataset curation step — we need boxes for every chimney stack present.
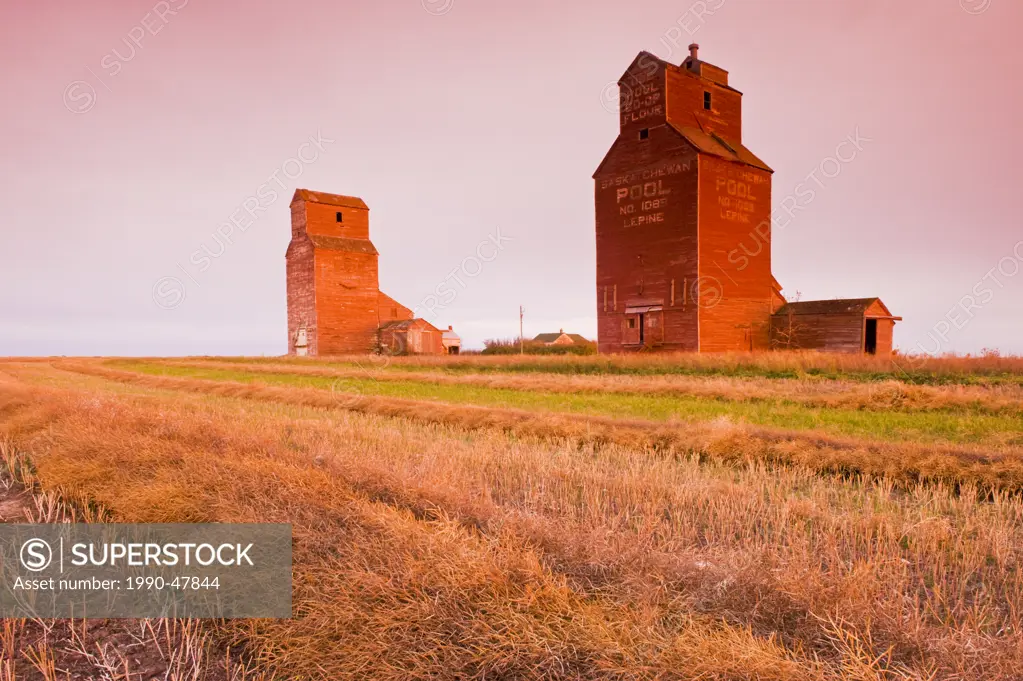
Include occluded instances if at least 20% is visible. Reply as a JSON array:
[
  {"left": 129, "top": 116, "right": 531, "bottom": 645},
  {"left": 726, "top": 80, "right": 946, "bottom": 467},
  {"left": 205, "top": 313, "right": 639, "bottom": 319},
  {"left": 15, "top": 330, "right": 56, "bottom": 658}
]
[{"left": 689, "top": 43, "right": 699, "bottom": 61}]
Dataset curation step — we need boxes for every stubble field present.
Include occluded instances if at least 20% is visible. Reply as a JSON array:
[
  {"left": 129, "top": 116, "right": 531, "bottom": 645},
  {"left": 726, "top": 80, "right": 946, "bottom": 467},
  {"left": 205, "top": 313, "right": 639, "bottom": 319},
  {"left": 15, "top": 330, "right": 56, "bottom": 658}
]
[{"left": 1, "top": 351, "right": 1022, "bottom": 680}]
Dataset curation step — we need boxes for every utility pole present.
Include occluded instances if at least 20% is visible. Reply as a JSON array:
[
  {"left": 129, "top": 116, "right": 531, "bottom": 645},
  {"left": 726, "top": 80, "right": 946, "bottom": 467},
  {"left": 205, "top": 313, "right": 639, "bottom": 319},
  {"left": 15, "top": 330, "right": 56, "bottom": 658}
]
[{"left": 519, "top": 305, "right": 524, "bottom": 355}]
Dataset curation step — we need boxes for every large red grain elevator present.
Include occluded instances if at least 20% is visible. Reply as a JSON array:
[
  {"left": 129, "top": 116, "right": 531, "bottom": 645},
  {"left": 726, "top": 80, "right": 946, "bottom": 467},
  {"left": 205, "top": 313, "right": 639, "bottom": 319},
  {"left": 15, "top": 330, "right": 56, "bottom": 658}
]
[
  {"left": 594, "top": 45, "right": 898, "bottom": 356},
  {"left": 594, "top": 45, "right": 780, "bottom": 354},
  {"left": 285, "top": 189, "right": 451, "bottom": 356}
]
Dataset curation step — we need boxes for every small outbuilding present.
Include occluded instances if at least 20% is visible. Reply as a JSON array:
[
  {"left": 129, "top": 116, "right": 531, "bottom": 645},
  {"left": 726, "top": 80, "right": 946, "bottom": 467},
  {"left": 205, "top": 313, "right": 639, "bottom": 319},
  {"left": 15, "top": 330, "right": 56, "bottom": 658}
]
[
  {"left": 442, "top": 326, "right": 461, "bottom": 355},
  {"left": 770, "top": 298, "right": 901, "bottom": 357},
  {"left": 379, "top": 319, "right": 445, "bottom": 355},
  {"left": 533, "top": 330, "right": 591, "bottom": 347}
]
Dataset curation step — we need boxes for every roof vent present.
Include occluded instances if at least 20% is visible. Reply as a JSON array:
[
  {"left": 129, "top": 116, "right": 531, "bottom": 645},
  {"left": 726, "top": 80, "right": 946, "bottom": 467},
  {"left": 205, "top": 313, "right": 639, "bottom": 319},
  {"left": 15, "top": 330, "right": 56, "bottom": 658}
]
[{"left": 689, "top": 43, "right": 699, "bottom": 61}]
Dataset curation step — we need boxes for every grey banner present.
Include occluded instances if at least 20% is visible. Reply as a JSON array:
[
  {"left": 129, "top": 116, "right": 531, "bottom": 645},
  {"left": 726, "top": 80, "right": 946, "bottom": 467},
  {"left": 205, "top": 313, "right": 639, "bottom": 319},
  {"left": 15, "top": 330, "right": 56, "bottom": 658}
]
[{"left": 0, "top": 524, "right": 291, "bottom": 618}]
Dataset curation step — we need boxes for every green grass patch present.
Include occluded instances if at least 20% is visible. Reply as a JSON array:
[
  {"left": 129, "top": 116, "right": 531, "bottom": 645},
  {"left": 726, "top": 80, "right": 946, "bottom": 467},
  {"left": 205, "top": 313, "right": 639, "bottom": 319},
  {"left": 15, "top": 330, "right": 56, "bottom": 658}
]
[
  {"left": 196, "top": 355, "right": 1023, "bottom": 387},
  {"left": 111, "top": 361, "right": 1023, "bottom": 448}
]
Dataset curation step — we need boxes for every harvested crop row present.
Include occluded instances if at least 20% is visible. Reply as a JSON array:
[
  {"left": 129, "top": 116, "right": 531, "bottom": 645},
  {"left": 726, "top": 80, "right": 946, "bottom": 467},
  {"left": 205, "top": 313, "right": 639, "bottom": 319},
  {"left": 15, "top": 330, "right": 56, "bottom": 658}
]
[
  {"left": 8, "top": 369, "right": 1023, "bottom": 678},
  {"left": 105, "top": 360, "right": 1023, "bottom": 449},
  {"left": 0, "top": 436, "right": 266, "bottom": 680},
  {"left": 151, "top": 357, "right": 1023, "bottom": 416},
  {"left": 0, "top": 379, "right": 841, "bottom": 680},
  {"left": 60, "top": 360, "right": 1023, "bottom": 490}
]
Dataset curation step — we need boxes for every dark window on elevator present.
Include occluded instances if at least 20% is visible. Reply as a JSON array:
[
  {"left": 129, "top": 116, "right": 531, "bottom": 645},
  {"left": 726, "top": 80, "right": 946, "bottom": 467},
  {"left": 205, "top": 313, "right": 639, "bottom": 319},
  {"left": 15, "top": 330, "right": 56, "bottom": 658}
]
[
  {"left": 639, "top": 128, "right": 649, "bottom": 140},
  {"left": 336, "top": 212, "right": 343, "bottom": 223},
  {"left": 703, "top": 92, "right": 712, "bottom": 110}
]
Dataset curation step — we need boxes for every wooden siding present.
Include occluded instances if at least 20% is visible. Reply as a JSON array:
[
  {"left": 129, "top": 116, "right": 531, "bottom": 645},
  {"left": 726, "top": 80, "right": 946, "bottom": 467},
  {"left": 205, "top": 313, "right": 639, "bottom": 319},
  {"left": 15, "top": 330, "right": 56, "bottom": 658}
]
[
  {"left": 864, "top": 300, "right": 890, "bottom": 318},
  {"left": 874, "top": 318, "right": 895, "bottom": 358},
  {"left": 865, "top": 300, "right": 896, "bottom": 358},
  {"left": 408, "top": 325, "right": 444, "bottom": 355},
  {"left": 285, "top": 234, "right": 316, "bottom": 356},
  {"left": 378, "top": 292, "right": 414, "bottom": 325},
  {"left": 665, "top": 67, "right": 742, "bottom": 143},
  {"left": 770, "top": 313, "right": 865, "bottom": 354},
  {"left": 313, "top": 248, "right": 380, "bottom": 355},
  {"left": 380, "top": 320, "right": 445, "bottom": 356},
  {"left": 618, "top": 54, "right": 667, "bottom": 135},
  {"left": 303, "top": 199, "right": 370, "bottom": 241},
  {"left": 594, "top": 123, "right": 700, "bottom": 354},
  {"left": 697, "top": 155, "right": 775, "bottom": 352}
]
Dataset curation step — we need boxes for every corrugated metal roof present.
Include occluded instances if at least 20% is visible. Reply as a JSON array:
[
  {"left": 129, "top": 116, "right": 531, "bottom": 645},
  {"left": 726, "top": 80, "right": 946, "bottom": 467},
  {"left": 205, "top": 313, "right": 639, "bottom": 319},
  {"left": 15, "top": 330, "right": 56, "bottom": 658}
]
[
  {"left": 292, "top": 189, "right": 369, "bottom": 210},
  {"left": 772, "top": 298, "right": 881, "bottom": 317},
  {"left": 309, "top": 235, "right": 378, "bottom": 255}
]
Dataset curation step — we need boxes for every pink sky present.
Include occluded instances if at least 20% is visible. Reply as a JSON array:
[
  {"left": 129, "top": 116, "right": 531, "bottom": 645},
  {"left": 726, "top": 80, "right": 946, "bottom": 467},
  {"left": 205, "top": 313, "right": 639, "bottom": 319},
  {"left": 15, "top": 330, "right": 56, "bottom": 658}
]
[{"left": 1, "top": 0, "right": 1021, "bottom": 355}]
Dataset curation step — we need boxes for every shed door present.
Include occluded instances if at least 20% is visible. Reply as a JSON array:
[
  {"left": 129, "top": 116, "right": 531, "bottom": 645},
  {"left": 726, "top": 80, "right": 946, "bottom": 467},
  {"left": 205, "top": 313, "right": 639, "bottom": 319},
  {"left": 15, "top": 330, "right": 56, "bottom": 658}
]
[{"left": 865, "top": 319, "right": 878, "bottom": 355}]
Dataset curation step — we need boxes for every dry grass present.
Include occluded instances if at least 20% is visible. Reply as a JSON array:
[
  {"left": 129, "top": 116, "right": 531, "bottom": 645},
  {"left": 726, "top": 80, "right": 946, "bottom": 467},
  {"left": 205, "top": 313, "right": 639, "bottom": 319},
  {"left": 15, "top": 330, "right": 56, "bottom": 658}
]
[
  {"left": 59, "top": 360, "right": 1023, "bottom": 491},
  {"left": 0, "top": 437, "right": 270, "bottom": 681},
  {"left": 5, "top": 357, "right": 1023, "bottom": 678},
  {"left": 2, "top": 363, "right": 1023, "bottom": 678},
  {"left": 0, "top": 383, "right": 820, "bottom": 680}
]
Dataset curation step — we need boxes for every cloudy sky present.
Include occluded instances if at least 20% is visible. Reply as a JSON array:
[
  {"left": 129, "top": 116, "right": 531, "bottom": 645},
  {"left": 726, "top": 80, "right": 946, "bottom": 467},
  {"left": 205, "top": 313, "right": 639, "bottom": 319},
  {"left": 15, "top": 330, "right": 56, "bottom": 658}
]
[{"left": 1, "top": 0, "right": 1020, "bottom": 355}]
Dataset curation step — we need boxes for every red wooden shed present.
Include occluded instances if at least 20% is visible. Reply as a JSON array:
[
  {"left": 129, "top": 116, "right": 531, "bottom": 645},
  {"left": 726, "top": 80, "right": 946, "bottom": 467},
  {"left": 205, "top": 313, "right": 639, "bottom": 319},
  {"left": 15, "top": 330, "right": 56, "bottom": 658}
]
[{"left": 770, "top": 298, "right": 902, "bottom": 357}]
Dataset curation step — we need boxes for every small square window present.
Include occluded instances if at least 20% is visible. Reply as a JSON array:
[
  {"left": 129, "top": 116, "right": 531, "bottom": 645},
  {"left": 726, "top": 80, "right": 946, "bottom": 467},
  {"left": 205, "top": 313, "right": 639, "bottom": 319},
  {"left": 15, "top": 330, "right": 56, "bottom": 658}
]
[
  {"left": 704, "top": 92, "right": 712, "bottom": 110},
  {"left": 639, "top": 128, "right": 649, "bottom": 140},
  {"left": 336, "top": 212, "right": 343, "bottom": 223},
  {"left": 627, "top": 318, "right": 636, "bottom": 329}
]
